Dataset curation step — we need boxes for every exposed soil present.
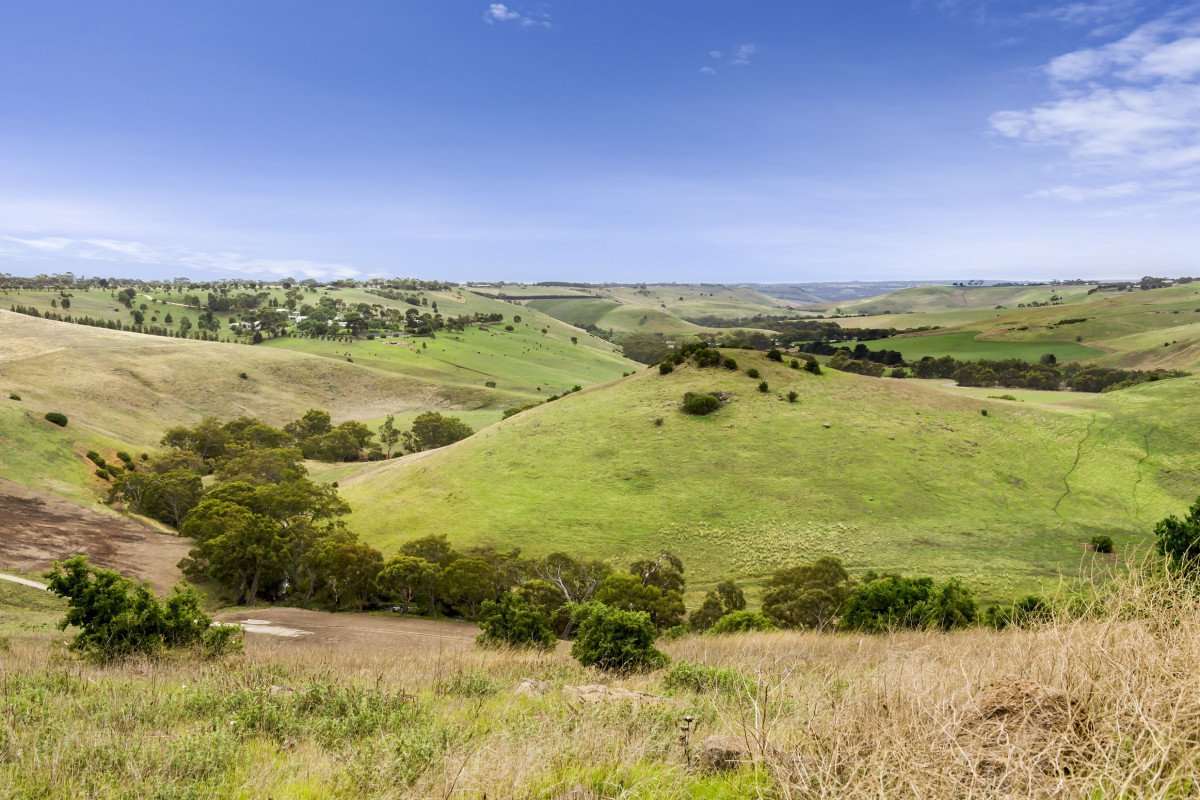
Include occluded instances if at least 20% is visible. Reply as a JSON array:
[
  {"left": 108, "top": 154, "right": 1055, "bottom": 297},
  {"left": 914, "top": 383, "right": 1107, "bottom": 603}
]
[
  {"left": 215, "top": 606, "right": 479, "bottom": 649},
  {"left": 0, "top": 479, "right": 189, "bottom": 592}
]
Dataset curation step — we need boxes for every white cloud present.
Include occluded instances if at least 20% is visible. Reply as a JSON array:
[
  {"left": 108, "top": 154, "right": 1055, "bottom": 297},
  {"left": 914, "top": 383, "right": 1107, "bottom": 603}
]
[
  {"left": 483, "top": 3, "right": 550, "bottom": 28},
  {"left": 1025, "top": 0, "right": 1144, "bottom": 28},
  {"left": 708, "top": 50, "right": 723, "bottom": 59},
  {"left": 0, "top": 234, "right": 364, "bottom": 280},
  {"left": 731, "top": 43, "right": 757, "bottom": 65},
  {"left": 992, "top": 11, "right": 1200, "bottom": 202},
  {"left": 699, "top": 66, "right": 717, "bottom": 75},
  {"left": 1029, "top": 181, "right": 1142, "bottom": 201}
]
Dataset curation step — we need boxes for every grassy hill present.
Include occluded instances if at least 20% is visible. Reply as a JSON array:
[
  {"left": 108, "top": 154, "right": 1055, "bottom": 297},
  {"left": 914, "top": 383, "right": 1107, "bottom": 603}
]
[{"left": 342, "top": 350, "right": 1200, "bottom": 602}]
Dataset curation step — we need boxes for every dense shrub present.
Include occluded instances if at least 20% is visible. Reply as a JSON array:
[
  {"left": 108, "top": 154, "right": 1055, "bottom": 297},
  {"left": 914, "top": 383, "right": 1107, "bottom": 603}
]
[
  {"left": 804, "top": 358, "right": 822, "bottom": 375},
  {"left": 45, "top": 555, "right": 215, "bottom": 660},
  {"left": 8, "top": 393, "right": 19, "bottom": 401},
  {"left": 476, "top": 592, "right": 555, "bottom": 650},
  {"left": 1155, "top": 498, "right": 1200, "bottom": 570},
  {"left": 722, "top": 357, "right": 738, "bottom": 370},
  {"left": 570, "top": 602, "right": 668, "bottom": 672},
  {"left": 984, "top": 595, "right": 1052, "bottom": 630},
  {"left": 746, "top": 368, "right": 760, "bottom": 379},
  {"left": 681, "top": 392, "right": 721, "bottom": 416},
  {"left": 789, "top": 359, "right": 800, "bottom": 369},
  {"left": 840, "top": 574, "right": 976, "bottom": 632},
  {"left": 767, "top": 348, "right": 783, "bottom": 362},
  {"left": 757, "top": 381, "right": 769, "bottom": 393},
  {"left": 687, "top": 580, "right": 745, "bottom": 631},
  {"left": 44, "top": 411, "right": 68, "bottom": 427},
  {"left": 787, "top": 390, "right": 798, "bottom": 403},
  {"left": 709, "top": 610, "right": 775, "bottom": 634},
  {"left": 658, "top": 362, "right": 674, "bottom": 375},
  {"left": 1091, "top": 535, "right": 1115, "bottom": 554}
]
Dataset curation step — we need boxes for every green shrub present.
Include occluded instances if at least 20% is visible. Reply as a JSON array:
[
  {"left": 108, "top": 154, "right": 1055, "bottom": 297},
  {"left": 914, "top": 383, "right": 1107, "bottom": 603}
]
[
  {"left": 658, "top": 362, "right": 674, "bottom": 375},
  {"left": 789, "top": 359, "right": 800, "bottom": 369},
  {"left": 757, "top": 381, "right": 769, "bottom": 393},
  {"left": 663, "top": 661, "right": 752, "bottom": 695},
  {"left": 722, "top": 357, "right": 738, "bottom": 370},
  {"left": 476, "top": 592, "right": 555, "bottom": 650},
  {"left": 787, "top": 390, "right": 798, "bottom": 403},
  {"left": 117, "top": 451, "right": 134, "bottom": 464},
  {"left": 8, "top": 393, "right": 19, "bottom": 401},
  {"left": 44, "top": 411, "right": 68, "bottom": 427},
  {"left": 746, "top": 368, "right": 760, "bottom": 379},
  {"left": 767, "top": 349, "right": 783, "bottom": 362},
  {"left": 804, "top": 359, "right": 822, "bottom": 375},
  {"left": 44, "top": 555, "right": 211, "bottom": 660},
  {"left": 201, "top": 624, "right": 245, "bottom": 658},
  {"left": 570, "top": 602, "right": 668, "bottom": 672},
  {"left": 840, "top": 574, "right": 976, "bottom": 632},
  {"left": 681, "top": 392, "right": 721, "bottom": 416},
  {"left": 86, "top": 451, "right": 106, "bottom": 467},
  {"left": 984, "top": 595, "right": 1052, "bottom": 630},
  {"left": 709, "top": 610, "right": 776, "bottom": 635},
  {"left": 1091, "top": 535, "right": 1115, "bottom": 554},
  {"left": 1155, "top": 498, "right": 1200, "bottom": 570},
  {"left": 889, "top": 368, "right": 908, "bottom": 378}
]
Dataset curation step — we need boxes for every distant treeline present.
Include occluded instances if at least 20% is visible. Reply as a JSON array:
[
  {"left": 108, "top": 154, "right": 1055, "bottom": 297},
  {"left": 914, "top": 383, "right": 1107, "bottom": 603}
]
[{"left": 803, "top": 341, "right": 1188, "bottom": 392}]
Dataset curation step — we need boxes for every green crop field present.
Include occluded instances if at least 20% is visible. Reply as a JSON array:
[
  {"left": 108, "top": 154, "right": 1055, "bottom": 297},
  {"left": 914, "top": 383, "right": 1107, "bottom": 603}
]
[
  {"left": 850, "top": 330, "right": 1104, "bottom": 363},
  {"left": 342, "top": 350, "right": 1200, "bottom": 603}
]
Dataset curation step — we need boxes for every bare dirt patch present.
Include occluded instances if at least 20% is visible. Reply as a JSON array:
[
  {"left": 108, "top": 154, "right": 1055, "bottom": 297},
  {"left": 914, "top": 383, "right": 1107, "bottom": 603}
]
[
  {"left": 0, "top": 479, "right": 189, "bottom": 592},
  {"left": 215, "top": 606, "right": 479, "bottom": 650}
]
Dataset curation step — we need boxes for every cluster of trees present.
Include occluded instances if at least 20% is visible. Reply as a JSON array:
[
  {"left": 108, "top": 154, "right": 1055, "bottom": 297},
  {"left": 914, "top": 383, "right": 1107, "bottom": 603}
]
[
  {"left": 108, "top": 410, "right": 471, "bottom": 531},
  {"left": 809, "top": 342, "right": 1188, "bottom": 392},
  {"left": 8, "top": 304, "right": 230, "bottom": 342}
]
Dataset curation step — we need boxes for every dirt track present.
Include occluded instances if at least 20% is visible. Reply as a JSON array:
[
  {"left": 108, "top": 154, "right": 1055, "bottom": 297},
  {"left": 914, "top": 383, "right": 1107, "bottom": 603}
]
[
  {"left": 215, "top": 606, "right": 479, "bottom": 649},
  {"left": 0, "top": 479, "right": 189, "bottom": 592}
]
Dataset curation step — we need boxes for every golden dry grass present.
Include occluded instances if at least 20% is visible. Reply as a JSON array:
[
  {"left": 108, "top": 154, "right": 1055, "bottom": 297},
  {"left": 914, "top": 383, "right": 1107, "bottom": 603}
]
[{"left": 4, "top": 567, "right": 1200, "bottom": 798}]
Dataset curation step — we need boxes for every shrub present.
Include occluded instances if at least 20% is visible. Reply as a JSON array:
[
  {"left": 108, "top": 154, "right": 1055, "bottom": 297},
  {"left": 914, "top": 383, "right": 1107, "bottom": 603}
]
[
  {"left": 1091, "top": 535, "right": 1115, "bottom": 554},
  {"left": 762, "top": 557, "right": 853, "bottom": 629},
  {"left": 238, "top": 372, "right": 249, "bottom": 380},
  {"left": 1155, "top": 498, "right": 1200, "bottom": 570},
  {"left": 985, "top": 595, "right": 1052, "bottom": 630},
  {"left": 804, "top": 359, "right": 822, "bottom": 375},
  {"left": 889, "top": 368, "right": 908, "bottom": 378},
  {"left": 789, "top": 359, "right": 800, "bottom": 369},
  {"left": 658, "top": 362, "right": 674, "bottom": 375},
  {"left": 504, "top": 324, "right": 514, "bottom": 331},
  {"left": 681, "top": 392, "right": 720, "bottom": 416},
  {"left": 840, "top": 574, "right": 976, "bottom": 632},
  {"left": 757, "top": 381, "right": 769, "bottom": 393},
  {"left": 44, "top": 412, "right": 68, "bottom": 427},
  {"left": 8, "top": 393, "right": 19, "bottom": 401},
  {"left": 86, "top": 451, "right": 106, "bottom": 467},
  {"left": 722, "top": 357, "right": 738, "bottom": 370},
  {"left": 117, "top": 451, "right": 133, "bottom": 464},
  {"left": 201, "top": 624, "right": 245, "bottom": 658},
  {"left": 746, "top": 368, "right": 760, "bottom": 379},
  {"left": 787, "top": 390, "right": 798, "bottom": 403},
  {"left": 663, "top": 661, "right": 752, "bottom": 695},
  {"left": 570, "top": 602, "right": 668, "bottom": 672},
  {"left": 44, "top": 555, "right": 212, "bottom": 660},
  {"left": 485, "top": 380, "right": 497, "bottom": 388},
  {"left": 709, "top": 610, "right": 776, "bottom": 635},
  {"left": 476, "top": 592, "right": 556, "bottom": 650},
  {"left": 653, "top": 417, "right": 664, "bottom": 427},
  {"left": 767, "top": 349, "right": 783, "bottom": 362}
]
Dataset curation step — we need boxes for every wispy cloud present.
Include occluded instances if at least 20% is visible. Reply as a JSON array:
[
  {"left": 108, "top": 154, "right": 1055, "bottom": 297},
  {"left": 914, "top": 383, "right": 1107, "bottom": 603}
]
[
  {"left": 991, "top": 10, "right": 1200, "bottom": 203},
  {"left": 483, "top": 3, "right": 551, "bottom": 29},
  {"left": 1, "top": 235, "right": 364, "bottom": 279},
  {"left": 699, "top": 43, "right": 757, "bottom": 75}
]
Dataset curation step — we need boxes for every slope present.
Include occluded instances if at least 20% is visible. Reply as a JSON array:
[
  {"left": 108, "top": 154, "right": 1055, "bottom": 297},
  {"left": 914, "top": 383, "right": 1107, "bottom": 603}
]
[{"left": 342, "top": 352, "right": 1200, "bottom": 601}]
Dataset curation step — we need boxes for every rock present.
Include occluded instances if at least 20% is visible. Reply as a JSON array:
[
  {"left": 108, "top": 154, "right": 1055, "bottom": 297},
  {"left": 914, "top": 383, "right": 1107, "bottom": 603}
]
[
  {"left": 565, "top": 684, "right": 663, "bottom": 705},
  {"left": 699, "top": 735, "right": 751, "bottom": 773},
  {"left": 514, "top": 678, "right": 550, "bottom": 697}
]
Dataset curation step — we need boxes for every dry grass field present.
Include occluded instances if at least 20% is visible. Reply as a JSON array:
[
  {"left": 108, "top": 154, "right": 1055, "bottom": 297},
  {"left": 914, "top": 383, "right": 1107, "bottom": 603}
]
[{"left": 2, "top": 566, "right": 1198, "bottom": 798}]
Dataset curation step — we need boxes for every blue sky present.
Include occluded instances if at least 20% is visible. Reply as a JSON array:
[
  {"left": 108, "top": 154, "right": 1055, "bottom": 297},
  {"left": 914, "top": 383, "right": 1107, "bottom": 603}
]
[{"left": 1, "top": 0, "right": 1197, "bottom": 282}]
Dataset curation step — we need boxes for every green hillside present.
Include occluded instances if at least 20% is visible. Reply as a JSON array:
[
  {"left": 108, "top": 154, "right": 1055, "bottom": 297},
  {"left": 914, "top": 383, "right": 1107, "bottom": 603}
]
[{"left": 342, "top": 351, "right": 1200, "bottom": 602}]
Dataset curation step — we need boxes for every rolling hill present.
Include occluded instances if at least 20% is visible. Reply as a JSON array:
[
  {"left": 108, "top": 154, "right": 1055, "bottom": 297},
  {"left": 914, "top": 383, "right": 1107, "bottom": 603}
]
[{"left": 341, "top": 350, "right": 1200, "bottom": 602}]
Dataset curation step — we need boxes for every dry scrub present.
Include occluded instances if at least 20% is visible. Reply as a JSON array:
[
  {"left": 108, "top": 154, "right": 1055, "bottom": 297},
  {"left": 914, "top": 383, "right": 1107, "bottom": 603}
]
[{"left": 4, "top": 569, "right": 1200, "bottom": 798}]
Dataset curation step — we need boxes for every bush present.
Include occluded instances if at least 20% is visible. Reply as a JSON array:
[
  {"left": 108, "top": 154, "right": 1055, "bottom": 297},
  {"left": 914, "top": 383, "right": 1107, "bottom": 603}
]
[
  {"left": 840, "top": 574, "right": 976, "bottom": 632},
  {"left": 746, "top": 368, "right": 760, "bottom": 379},
  {"left": 570, "top": 602, "right": 668, "bottom": 672},
  {"left": 658, "top": 362, "right": 674, "bottom": 375},
  {"left": 476, "top": 592, "right": 555, "bottom": 650},
  {"left": 787, "top": 390, "right": 798, "bottom": 403},
  {"left": 804, "top": 359, "right": 822, "bottom": 375},
  {"left": 44, "top": 555, "right": 211, "bottom": 660},
  {"left": 663, "top": 661, "right": 752, "bottom": 695},
  {"left": 1091, "top": 535, "right": 1115, "bottom": 554},
  {"left": 44, "top": 411, "right": 68, "bottom": 427},
  {"left": 762, "top": 557, "right": 853, "bottom": 629},
  {"left": 86, "top": 451, "right": 106, "bottom": 467},
  {"left": 709, "top": 610, "right": 775, "bottom": 635},
  {"left": 757, "top": 381, "right": 769, "bottom": 393},
  {"left": 201, "top": 624, "right": 245, "bottom": 658},
  {"left": 985, "top": 595, "right": 1052, "bottom": 630},
  {"left": 681, "top": 392, "right": 720, "bottom": 416},
  {"left": 767, "top": 349, "right": 783, "bottom": 362},
  {"left": 889, "top": 368, "right": 907, "bottom": 378},
  {"left": 8, "top": 393, "right": 19, "bottom": 401},
  {"left": 789, "top": 359, "right": 800, "bottom": 369},
  {"left": 722, "top": 357, "right": 738, "bottom": 370},
  {"left": 1155, "top": 498, "right": 1200, "bottom": 570}
]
